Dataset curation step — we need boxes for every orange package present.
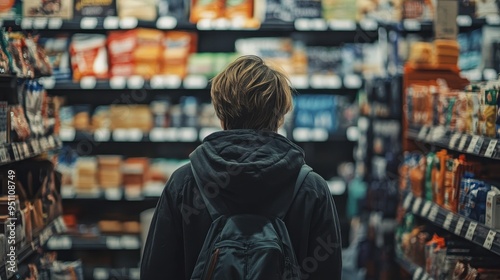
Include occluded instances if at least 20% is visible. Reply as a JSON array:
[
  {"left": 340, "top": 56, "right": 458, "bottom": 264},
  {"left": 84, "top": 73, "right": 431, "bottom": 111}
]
[
  {"left": 160, "top": 31, "right": 198, "bottom": 78},
  {"left": 225, "top": 0, "right": 253, "bottom": 19},
  {"left": 433, "top": 150, "right": 448, "bottom": 206},
  {"left": 190, "top": 0, "right": 224, "bottom": 23},
  {"left": 70, "top": 34, "right": 109, "bottom": 81},
  {"left": 410, "top": 156, "right": 426, "bottom": 198}
]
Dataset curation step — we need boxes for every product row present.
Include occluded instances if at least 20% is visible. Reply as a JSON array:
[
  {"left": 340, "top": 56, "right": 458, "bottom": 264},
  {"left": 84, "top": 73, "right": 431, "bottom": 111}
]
[
  {"left": 0, "top": 159, "right": 63, "bottom": 265},
  {"left": 2, "top": 0, "right": 500, "bottom": 24},
  {"left": 400, "top": 150, "right": 500, "bottom": 229},
  {"left": 396, "top": 214, "right": 500, "bottom": 280},
  {"left": 406, "top": 77, "right": 500, "bottom": 139},
  {"left": 36, "top": 30, "right": 374, "bottom": 82}
]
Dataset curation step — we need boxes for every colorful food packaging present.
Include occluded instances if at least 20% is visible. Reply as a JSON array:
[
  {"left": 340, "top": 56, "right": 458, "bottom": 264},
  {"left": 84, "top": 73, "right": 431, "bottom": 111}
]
[
  {"left": 190, "top": 0, "right": 224, "bottom": 23},
  {"left": 23, "top": 0, "right": 74, "bottom": 19},
  {"left": 225, "top": 0, "right": 254, "bottom": 19},
  {"left": 160, "top": 31, "right": 197, "bottom": 78},
  {"left": 70, "top": 34, "right": 108, "bottom": 81},
  {"left": 484, "top": 89, "right": 497, "bottom": 138}
]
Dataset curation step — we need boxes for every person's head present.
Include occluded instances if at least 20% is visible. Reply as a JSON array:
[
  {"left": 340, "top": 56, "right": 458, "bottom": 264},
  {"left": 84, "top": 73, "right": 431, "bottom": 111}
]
[{"left": 210, "top": 55, "right": 293, "bottom": 132}]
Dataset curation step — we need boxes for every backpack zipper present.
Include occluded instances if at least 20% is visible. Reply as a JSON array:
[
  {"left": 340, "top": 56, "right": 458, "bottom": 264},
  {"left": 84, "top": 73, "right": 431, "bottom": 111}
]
[{"left": 205, "top": 248, "right": 220, "bottom": 280}]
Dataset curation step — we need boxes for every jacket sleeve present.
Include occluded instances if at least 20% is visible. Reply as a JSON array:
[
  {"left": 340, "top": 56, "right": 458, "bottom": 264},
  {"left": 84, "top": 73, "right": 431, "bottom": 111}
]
[
  {"left": 140, "top": 176, "right": 184, "bottom": 279},
  {"left": 305, "top": 174, "right": 342, "bottom": 280}
]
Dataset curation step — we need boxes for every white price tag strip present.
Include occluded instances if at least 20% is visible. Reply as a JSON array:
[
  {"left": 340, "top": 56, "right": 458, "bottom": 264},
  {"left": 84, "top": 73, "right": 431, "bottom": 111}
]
[
  {"left": 329, "top": 19, "right": 356, "bottom": 30},
  {"left": 403, "top": 193, "right": 413, "bottom": 210},
  {"left": 33, "top": 18, "right": 47, "bottom": 29},
  {"left": 360, "top": 19, "right": 378, "bottom": 30},
  {"left": 309, "top": 19, "right": 328, "bottom": 30},
  {"left": 290, "top": 75, "right": 309, "bottom": 89},
  {"left": 413, "top": 267, "right": 423, "bottom": 280},
  {"left": 106, "top": 236, "right": 121, "bottom": 249},
  {"left": 163, "top": 75, "right": 182, "bottom": 88},
  {"left": 93, "top": 268, "right": 109, "bottom": 280},
  {"left": 0, "top": 147, "right": 9, "bottom": 162},
  {"left": 103, "top": 16, "right": 120, "bottom": 29},
  {"left": 456, "top": 15, "right": 472, "bottom": 26},
  {"left": 121, "top": 235, "right": 140, "bottom": 249},
  {"left": 465, "top": 222, "right": 477, "bottom": 241},
  {"left": 404, "top": 19, "right": 421, "bottom": 31},
  {"left": 485, "top": 140, "right": 498, "bottom": 158},
  {"left": 156, "top": 16, "right": 178, "bottom": 29},
  {"left": 417, "top": 126, "right": 428, "bottom": 140},
  {"left": 104, "top": 188, "right": 122, "bottom": 200},
  {"left": 449, "top": 133, "right": 461, "bottom": 148},
  {"left": 127, "top": 128, "right": 143, "bottom": 142},
  {"left": 412, "top": 197, "right": 422, "bottom": 213},
  {"left": 127, "top": 76, "right": 145, "bottom": 89},
  {"left": 294, "top": 18, "right": 311, "bottom": 30},
  {"left": 178, "top": 128, "right": 198, "bottom": 142},
  {"left": 344, "top": 75, "right": 362, "bottom": 89},
  {"left": 486, "top": 14, "right": 500, "bottom": 25},
  {"left": 467, "top": 135, "right": 480, "bottom": 154},
  {"left": 421, "top": 201, "right": 432, "bottom": 217},
  {"left": 80, "top": 17, "right": 98, "bottom": 29},
  {"left": 59, "top": 128, "right": 76, "bottom": 142},
  {"left": 48, "top": 18, "right": 63, "bottom": 29},
  {"left": 150, "top": 75, "right": 165, "bottom": 89},
  {"left": 443, "top": 213, "right": 453, "bottom": 230},
  {"left": 184, "top": 75, "right": 208, "bottom": 89},
  {"left": 149, "top": 128, "right": 165, "bottom": 142},
  {"left": 80, "top": 76, "right": 97, "bottom": 89},
  {"left": 113, "top": 129, "right": 128, "bottom": 141},
  {"left": 109, "top": 76, "right": 127, "bottom": 89},
  {"left": 293, "top": 128, "right": 311, "bottom": 142},
  {"left": 483, "top": 230, "right": 497, "bottom": 250},
  {"left": 428, "top": 205, "right": 439, "bottom": 222},
  {"left": 94, "top": 129, "right": 111, "bottom": 142},
  {"left": 455, "top": 217, "right": 465, "bottom": 235},
  {"left": 119, "top": 17, "right": 138, "bottom": 29},
  {"left": 458, "top": 135, "right": 468, "bottom": 151},
  {"left": 21, "top": 18, "right": 33, "bottom": 29}
]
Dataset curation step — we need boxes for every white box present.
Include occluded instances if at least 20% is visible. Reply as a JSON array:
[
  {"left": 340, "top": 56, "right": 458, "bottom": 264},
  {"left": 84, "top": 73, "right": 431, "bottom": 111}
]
[{"left": 485, "top": 187, "right": 500, "bottom": 229}]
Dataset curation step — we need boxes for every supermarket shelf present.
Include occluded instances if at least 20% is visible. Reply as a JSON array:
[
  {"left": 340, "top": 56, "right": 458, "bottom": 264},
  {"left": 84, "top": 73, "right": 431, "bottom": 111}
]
[
  {"left": 402, "top": 192, "right": 500, "bottom": 257},
  {"left": 395, "top": 253, "right": 434, "bottom": 280},
  {"left": 0, "top": 17, "right": 379, "bottom": 32},
  {"left": 407, "top": 126, "right": 500, "bottom": 160},
  {"left": 397, "top": 15, "right": 500, "bottom": 33},
  {"left": 46, "top": 234, "right": 141, "bottom": 251},
  {"left": 60, "top": 127, "right": 352, "bottom": 144},
  {"left": 0, "top": 216, "right": 66, "bottom": 280},
  {"left": 61, "top": 186, "right": 162, "bottom": 201},
  {"left": 0, "top": 135, "right": 63, "bottom": 166},
  {"left": 40, "top": 74, "right": 364, "bottom": 92}
]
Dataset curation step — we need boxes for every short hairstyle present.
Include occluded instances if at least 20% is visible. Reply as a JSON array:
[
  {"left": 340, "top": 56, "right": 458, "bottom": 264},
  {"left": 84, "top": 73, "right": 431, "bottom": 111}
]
[{"left": 210, "top": 55, "right": 293, "bottom": 132}]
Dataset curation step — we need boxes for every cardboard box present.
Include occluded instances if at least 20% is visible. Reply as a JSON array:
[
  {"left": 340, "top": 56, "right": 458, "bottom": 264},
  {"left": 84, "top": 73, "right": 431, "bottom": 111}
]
[
  {"left": 486, "top": 187, "right": 500, "bottom": 229},
  {"left": 74, "top": 0, "right": 116, "bottom": 17}
]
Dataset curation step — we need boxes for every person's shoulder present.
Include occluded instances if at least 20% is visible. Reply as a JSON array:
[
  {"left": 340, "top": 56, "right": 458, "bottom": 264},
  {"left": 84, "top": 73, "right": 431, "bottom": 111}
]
[
  {"left": 161, "top": 162, "right": 194, "bottom": 197},
  {"left": 299, "top": 170, "right": 331, "bottom": 199}
]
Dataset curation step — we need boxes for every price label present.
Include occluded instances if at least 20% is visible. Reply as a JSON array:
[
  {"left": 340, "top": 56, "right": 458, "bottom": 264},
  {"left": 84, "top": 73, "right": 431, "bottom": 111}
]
[
  {"left": 311, "top": 128, "right": 329, "bottom": 142},
  {"left": 293, "top": 128, "right": 311, "bottom": 142},
  {"left": 294, "top": 18, "right": 311, "bottom": 30},
  {"left": 103, "top": 16, "right": 119, "bottom": 30},
  {"left": 127, "top": 128, "right": 143, "bottom": 142},
  {"left": 483, "top": 230, "right": 497, "bottom": 250},
  {"left": 421, "top": 201, "right": 432, "bottom": 216},
  {"left": 443, "top": 213, "right": 454, "bottom": 230},
  {"left": 484, "top": 69, "right": 498, "bottom": 81},
  {"left": 308, "top": 19, "right": 327, "bottom": 30},
  {"left": 48, "top": 18, "right": 63, "bottom": 29},
  {"left": 121, "top": 235, "right": 141, "bottom": 249},
  {"left": 412, "top": 197, "right": 422, "bottom": 213},
  {"left": 41, "top": 76, "right": 56, "bottom": 89},
  {"left": 12, "top": 144, "right": 20, "bottom": 161},
  {"left": 109, "top": 76, "right": 126, "bottom": 89},
  {"left": 149, "top": 128, "right": 165, "bottom": 142},
  {"left": 465, "top": 222, "right": 477, "bottom": 241},
  {"left": 184, "top": 75, "right": 208, "bottom": 89},
  {"left": 486, "top": 14, "right": 500, "bottom": 25},
  {"left": 33, "top": 18, "right": 47, "bottom": 29},
  {"left": 94, "top": 128, "right": 111, "bottom": 142},
  {"left": 428, "top": 205, "right": 439, "bottom": 222},
  {"left": 0, "top": 147, "right": 9, "bottom": 162},
  {"left": 360, "top": 19, "right": 378, "bottom": 31},
  {"left": 196, "top": 18, "right": 212, "bottom": 30},
  {"left": 48, "top": 135, "right": 56, "bottom": 147},
  {"left": 129, "top": 268, "right": 141, "bottom": 280},
  {"left": 80, "top": 17, "right": 98, "bottom": 29},
  {"left": 455, "top": 217, "right": 465, "bottom": 235},
  {"left": 417, "top": 126, "right": 428, "bottom": 140},
  {"left": 213, "top": 18, "right": 231, "bottom": 30},
  {"left": 156, "top": 16, "right": 177, "bottom": 29},
  {"left": 413, "top": 267, "right": 423, "bottom": 280},
  {"left": 39, "top": 137, "right": 49, "bottom": 150},
  {"left": 325, "top": 76, "right": 342, "bottom": 89},
  {"left": 403, "top": 19, "right": 421, "bottom": 31},
  {"left": 456, "top": 15, "right": 472, "bottom": 26},
  {"left": 21, "top": 18, "right": 33, "bottom": 29},
  {"left": 61, "top": 187, "right": 76, "bottom": 199},
  {"left": 163, "top": 128, "right": 178, "bottom": 142},
  {"left": 113, "top": 129, "right": 128, "bottom": 141},
  {"left": 485, "top": 140, "right": 498, "bottom": 158},
  {"left": 458, "top": 135, "right": 468, "bottom": 151},
  {"left": 290, "top": 75, "right": 309, "bottom": 89},
  {"left": 178, "top": 127, "right": 198, "bottom": 142},
  {"left": 119, "top": 17, "right": 138, "bottom": 29},
  {"left": 163, "top": 75, "right": 182, "bottom": 88},
  {"left": 106, "top": 236, "right": 121, "bottom": 249},
  {"left": 59, "top": 128, "right": 76, "bottom": 142},
  {"left": 449, "top": 133, "right": 461, "bottom": 148},
  {"left": 467, "top": 135, "right": 481, "bottom": 154},
  {"left": 403, "top": 193, "right": 413, "bottom": 210},
  {"left": 80, "top": 76, "right": 97, "bottom": 89},
  {"left": 127, "top": 76, "right": 145, "bottom": 89},
  {"left": 47, "top": 235, "right": 72, "bottom": 250},
  {"left": 329, "top": 19, "right": 356, "bottom": 30},
  {"left": 30, "top": 139, "right": 40, "bottom": 154},
  {"left": 104, "top": 188, "right": 122, "bottom": 201},
  {"left": 93, "top": 268, "right": 109, "bottom": 280},
  {"left": 344, "top": 75, "right": 362, "bottom": 89},
  {"left": 150, "top": 76, "right": 165, "bottom": 89},
  {"left": 125, "top": 186, "right": 142, "bottom": 200}
]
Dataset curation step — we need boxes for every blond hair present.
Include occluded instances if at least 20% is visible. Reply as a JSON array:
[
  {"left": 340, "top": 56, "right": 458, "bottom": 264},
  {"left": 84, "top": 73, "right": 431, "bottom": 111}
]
[{"left": 210, "top": 55, "right": 293, "bottom": 131}]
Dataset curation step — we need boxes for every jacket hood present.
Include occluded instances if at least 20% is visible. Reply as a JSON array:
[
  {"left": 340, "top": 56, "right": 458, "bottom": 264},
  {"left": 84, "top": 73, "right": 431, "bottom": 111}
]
[{"left": 189, "top": 129, "right": 305, "bottom": 216}]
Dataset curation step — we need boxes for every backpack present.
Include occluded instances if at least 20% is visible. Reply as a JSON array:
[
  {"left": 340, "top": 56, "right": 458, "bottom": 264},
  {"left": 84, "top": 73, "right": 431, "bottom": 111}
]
[{"left": 189, "top": 164, "right": 312, "bottom": 280}]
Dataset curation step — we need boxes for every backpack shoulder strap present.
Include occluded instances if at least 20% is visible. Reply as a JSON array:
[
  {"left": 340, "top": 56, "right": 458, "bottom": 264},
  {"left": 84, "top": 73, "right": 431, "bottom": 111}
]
[{"left": 277, "top": 164, "right": 312, "bottom": 219}]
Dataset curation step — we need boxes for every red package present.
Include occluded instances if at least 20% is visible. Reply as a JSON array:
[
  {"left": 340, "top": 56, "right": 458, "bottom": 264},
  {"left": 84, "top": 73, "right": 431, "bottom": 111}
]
[{"left": 70, "top": 34, "right": 108, "bottom": 81}]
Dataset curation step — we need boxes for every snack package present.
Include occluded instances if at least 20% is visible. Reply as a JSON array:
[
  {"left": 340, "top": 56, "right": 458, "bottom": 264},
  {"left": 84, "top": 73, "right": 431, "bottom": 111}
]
[
  {"left": 39, "top": 35, "right": 72, "bottom": 81},
  {"left": 402, "top": 0, "right": 435, "bottom": 20},
  {"left": 91, "top": 106, "right": 110, "bottom": 131},
  {"left": 0, "top": 30, "right": 13, "bottom": 75},
  {"left": 425, "top": 153, "right": 435, "bottom": 201},
  {"left": 25, "top": 80, "right": 45, "bottom": 137},
  {"left": 433, "top": 150, "right": 448, "bottom": 206},
  {"left": 294, "top": 0, "right": 321, "bottom": 19},
  {"left": 9, "top": 105, "right": 31, "bottom": 142},
  {"left": 107, "top": 29, "right": 163, "bottom": 79},
  {"left": 484, "top": 89, "right": 498, "bottom": 137},
  {"left": 59, "top": 106, "right": 74, "bottom": 129},
  {"left": 0, "top": 0, "right": 22, "bottom": 19},
  {"left": 190, "top": 0, "right": 224, "bottom": 23},
  {"left": 7, "top": 34, "right": 35, "bottom": 78},
  {"left": 74, "top": 0, "right": 116, "bottom": 17},
  {"left": 410, "top": 154, "right": 425, "bottom": 198},
  {"left": 264, "top": 0, "right": 294, "bottom": 23},
  {"left": 476, "top": 0, "right": 499, "bottom": 18},
  {"left": 116, "top": 0, "right": 156, "bottom": 20},
  {"left": 322, "top": 0, "right": 356, "bottom": 20},
  {"left": 486, "top": 187, "right": 500, "bottom": 229},
  {"left": 458, "top": 173, "right": 475, "bottom": 215},
  {"left": 70, "top": 34, "right": 108, "bottom": 81},
  {"left": 73, "top": 105, "right": 91, "bottom": 131},
  {"left": 466, "top": 90, "right": 480, "bottom": 134},
  {"left": 225, "top": 0, "right": 254, "bottom": 19},
  {"left": 306, "top": 46, "right": 343, "bottom": 76},
  {"left": 454, "top": 91, "right": 467, "bottom": 133},
  {"left": 464, "top": 180, "right": 491, "bottom": 223},
  {"left": 407, "top": 84, "right": 433, "bottom": 126},
  {"left": 160, "top": 31, "right": 197, "bottom": 78},
  {"left": 23, "top": 0, "right": 74, "bottom": 19}
]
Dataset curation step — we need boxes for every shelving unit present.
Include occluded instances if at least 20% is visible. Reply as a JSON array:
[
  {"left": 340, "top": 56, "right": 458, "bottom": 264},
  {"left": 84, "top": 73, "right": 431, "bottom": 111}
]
[
  {"left": 46, "top": 235, "right": 141, "bottom": 251},
  {"left": 0, "top": 216, "right": 66, "bottom": 280},
  {"left": 0, "top": 135, "right": 63, "bottom": 165},
  {"left": 395, "top": 253, "right": 435, "bottom": 280}
]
